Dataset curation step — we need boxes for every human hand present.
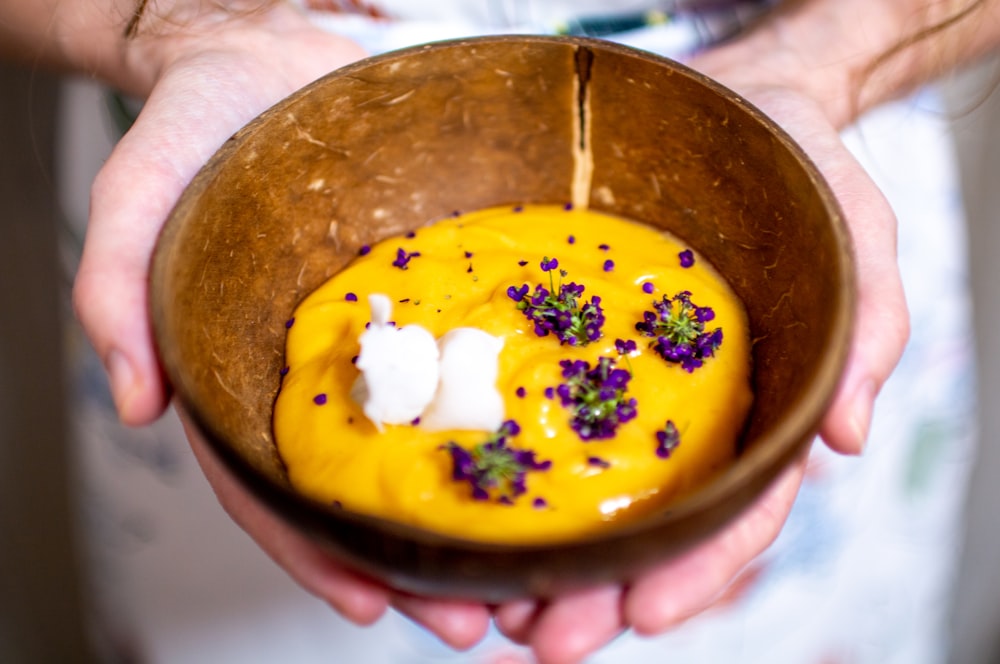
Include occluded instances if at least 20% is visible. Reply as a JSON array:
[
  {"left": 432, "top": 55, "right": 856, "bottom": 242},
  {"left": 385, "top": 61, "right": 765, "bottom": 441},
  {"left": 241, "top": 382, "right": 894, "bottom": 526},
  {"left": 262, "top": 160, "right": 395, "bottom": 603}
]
[
  {"left": 487, "top": 45, "right": 910, "bottom": 664},
  {"left": 71, "top": 2, "right": 495, "bottom": 651},
  {"left": 73, "top": 2, "right": 368, "bottom": 426}
]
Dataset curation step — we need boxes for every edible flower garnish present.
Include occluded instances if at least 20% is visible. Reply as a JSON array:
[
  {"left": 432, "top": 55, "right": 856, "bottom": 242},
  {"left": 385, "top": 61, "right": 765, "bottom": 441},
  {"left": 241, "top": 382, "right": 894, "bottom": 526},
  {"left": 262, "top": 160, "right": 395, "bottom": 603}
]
[
  {"left": 656, "top": 420, "right": 681, "bottom": 458},
  {"left": 392, "top": 247, "right": 421, "bottom": 270},
  {"left": 506, "top": 257, "right": 605, "bottom": 346},
  {"left": 556, "top": 357, "right": 637, "bottom": 441},
  {"left": 441, "top": 420, "right": 552, "bottom": 503},
  {"left": 635, "top": 291, "right": 723, "bottom": 372}
]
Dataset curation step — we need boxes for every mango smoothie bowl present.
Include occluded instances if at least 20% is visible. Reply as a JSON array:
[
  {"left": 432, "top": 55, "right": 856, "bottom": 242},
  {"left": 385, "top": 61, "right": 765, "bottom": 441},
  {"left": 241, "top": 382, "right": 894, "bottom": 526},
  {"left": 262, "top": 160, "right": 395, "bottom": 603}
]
[{"left": 150, "top": 35, "right": 853, "bottom": 601}]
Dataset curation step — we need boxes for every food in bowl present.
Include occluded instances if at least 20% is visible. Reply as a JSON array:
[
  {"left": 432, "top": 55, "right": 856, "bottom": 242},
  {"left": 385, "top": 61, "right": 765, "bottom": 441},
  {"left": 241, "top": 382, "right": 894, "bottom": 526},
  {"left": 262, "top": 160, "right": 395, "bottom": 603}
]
[{"left": 273, "top": 203, "right": 752, "bottom": 543}]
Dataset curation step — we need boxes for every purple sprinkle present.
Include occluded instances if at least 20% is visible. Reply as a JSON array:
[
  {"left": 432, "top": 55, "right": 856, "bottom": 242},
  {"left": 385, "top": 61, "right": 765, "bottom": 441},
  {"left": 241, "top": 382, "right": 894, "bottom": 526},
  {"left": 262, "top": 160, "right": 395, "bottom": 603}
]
[
  {"left": 285, "top": 317, "right": 295, "bottom": 329},
  {"left": 464, "top": 250, "right": 474, "bottom": 258},
  {"left": 563, "top": 202, "right": 574, "bottom": 211},
  {"left": 313, "top": 393, "right": 328, "bottom": 405},
  {"left": 516, "top": 386, "right": 527, "bottom": 398},
  {"left": 345, "top": 292, "right": 358, "bottom": 302},
  {"left": 603, "top": 259, "right": 615, "bottom": 272},
  {"left": 279, "top": 366, "right": 290, "bottom": 376},
  {"left": 358, "top": 245, "right": 371, "bottom": 256},
  {"left": 518, "top": 259, "right": 529, "bottom": 267},
  {"left": 544, "top": 386, "right": 555, "bottom": 399},
  {"left": 679, "top": 249, "right": 695, "bottom": 268},
  {"left": 466, "top": 263, "right": 474, "bottom": 273},
  {"left": 598, "top": 243, "right": 610, "bottom": 252},
  {"left": 392, "top": 247, "right": 421, "bottom": 270},
  {"left": 411, "top": 417, "right": 421, "bottom": 426},
  {"left": 533, "top": 497, "right": 548, "bottom": 509},
  {"left": 587, "top": 456, "right": 611, "bottom": 469},
  {"left": 567, "top": 235, "right": 576, "bottom": 245},
  {"left": 406, "top": 230, "right": 417, "bottom": 238},
  {"left": 642, "top": 282, "right": 655, "bottom": 294}
]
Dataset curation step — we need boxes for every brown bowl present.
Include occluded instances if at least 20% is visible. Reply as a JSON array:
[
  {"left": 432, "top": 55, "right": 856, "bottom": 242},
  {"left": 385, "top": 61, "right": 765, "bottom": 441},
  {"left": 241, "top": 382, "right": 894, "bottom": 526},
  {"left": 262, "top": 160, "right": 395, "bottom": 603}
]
[{"left": 150, "top": 35, "right": 853, "bottom": 602}]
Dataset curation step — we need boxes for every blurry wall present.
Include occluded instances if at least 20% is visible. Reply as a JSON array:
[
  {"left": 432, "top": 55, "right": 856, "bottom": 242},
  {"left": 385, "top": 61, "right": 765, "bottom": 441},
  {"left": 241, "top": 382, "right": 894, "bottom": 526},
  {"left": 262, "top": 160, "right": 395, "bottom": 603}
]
[
  {"left": 945, "top": 57, "right": 1000, "bottom": 664},
  {"left": 0, "top": 64, "right": 96, "bottom": 662}
]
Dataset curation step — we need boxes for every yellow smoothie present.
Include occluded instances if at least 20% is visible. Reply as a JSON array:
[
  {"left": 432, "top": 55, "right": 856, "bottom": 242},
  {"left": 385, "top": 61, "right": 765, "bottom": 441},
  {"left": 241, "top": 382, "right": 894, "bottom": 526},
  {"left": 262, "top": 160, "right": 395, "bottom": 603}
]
[{"left": 273, "top": 204, "right": 752, "bottom": 543}]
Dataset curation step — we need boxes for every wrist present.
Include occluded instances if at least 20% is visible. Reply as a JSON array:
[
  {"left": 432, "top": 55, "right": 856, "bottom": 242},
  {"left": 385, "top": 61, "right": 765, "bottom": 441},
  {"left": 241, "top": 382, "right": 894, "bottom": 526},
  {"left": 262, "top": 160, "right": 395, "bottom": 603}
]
[
  {"left": 693, "top": 0, "right": 998, "bottom": 129},
  {"left": 48, "top": 1, "right": 317, "bottom": 98}
]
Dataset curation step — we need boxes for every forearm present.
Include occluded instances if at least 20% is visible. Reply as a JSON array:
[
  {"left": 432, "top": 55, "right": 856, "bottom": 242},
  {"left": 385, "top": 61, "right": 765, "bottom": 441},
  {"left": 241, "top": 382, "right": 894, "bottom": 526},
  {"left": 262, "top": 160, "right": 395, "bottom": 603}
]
[
  {"left": 0, "top": 0, "right": 140, "bottom": 87},
  {"left": 700, "top": 0, "right": 1000, "bottom": 127},
  {"left": 0, "top": 0, "right": 290, "bottom": 98}
]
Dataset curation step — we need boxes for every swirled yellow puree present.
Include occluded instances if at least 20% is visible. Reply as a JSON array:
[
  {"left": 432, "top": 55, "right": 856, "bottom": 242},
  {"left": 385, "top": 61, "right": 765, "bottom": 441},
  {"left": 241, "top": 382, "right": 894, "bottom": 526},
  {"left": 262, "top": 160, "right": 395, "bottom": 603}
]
[{"left": 273, "top": 204, "right": 752, "bottom": 544}]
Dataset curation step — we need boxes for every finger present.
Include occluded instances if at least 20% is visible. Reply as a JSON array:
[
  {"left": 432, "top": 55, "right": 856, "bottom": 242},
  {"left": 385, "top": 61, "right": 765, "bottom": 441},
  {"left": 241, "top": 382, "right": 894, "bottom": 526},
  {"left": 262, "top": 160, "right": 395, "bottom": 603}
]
[
  {"left": 525, "top": 585, "right": 625, "bottom": 664},
  {"left": 493, "top": 598, "right": 540, "bottom": 644},
  {"left": 392, "top": 594, "right": 492, "bottom": 651},
  {"left": 807, "top": 135, "right": 909, "bottom": 455},
  {"left": 625, "top": 451, "right": 807, "bottom": 635},
  {"left": 178, "top": 408, "right": 390, "bottom": 625},
  {"left": 735, "top": 91, "right": 909, "bottom": 456}
]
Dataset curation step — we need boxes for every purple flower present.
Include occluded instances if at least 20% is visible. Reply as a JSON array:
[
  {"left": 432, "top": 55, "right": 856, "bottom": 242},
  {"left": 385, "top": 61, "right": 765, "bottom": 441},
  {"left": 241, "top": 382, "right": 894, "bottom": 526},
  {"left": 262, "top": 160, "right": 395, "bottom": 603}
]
[
  {"left": 392, "top": 247, "right": 421, "bottom": 270},
  {"left": 615, "top": 338, "right": 637, "bottom": 355},
  {"left": 440, "top": 420, "right": 550, "bottom": 504},
  {"left": 635, "top": 292, "right": 723, "bottom": 372},
  {"left": 555, "top": 356, "right": 638, "bottom": 441},
  {"left": 506, "top": 284, "right": 529, "bottom": 302},
  {"left": 509, "top": 261, "right": 605, "bottom": 347},
  {"left": 679, "top": 249, "right": 695, "bottom": 268},
  {"left": 656, "top": 420, "right": 681, "bottom": 458}
]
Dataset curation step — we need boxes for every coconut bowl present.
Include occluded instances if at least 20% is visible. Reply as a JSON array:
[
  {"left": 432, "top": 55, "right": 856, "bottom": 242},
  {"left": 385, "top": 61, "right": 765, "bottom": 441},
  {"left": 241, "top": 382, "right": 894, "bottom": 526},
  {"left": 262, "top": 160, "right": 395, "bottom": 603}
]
[{"left": 150, "top": 35, "right": 853, "bottom": 601}]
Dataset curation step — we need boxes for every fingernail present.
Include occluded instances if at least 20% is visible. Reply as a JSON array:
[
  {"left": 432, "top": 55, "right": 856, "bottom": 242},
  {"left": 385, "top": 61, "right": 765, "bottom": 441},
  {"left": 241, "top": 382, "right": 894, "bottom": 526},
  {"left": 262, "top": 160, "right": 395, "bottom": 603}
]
[
  {"left": 848, "top": 379, "right": 876, "bottom": 454},
  {"left": 106, "top": 349, "right": 135, "bottom": 419}
]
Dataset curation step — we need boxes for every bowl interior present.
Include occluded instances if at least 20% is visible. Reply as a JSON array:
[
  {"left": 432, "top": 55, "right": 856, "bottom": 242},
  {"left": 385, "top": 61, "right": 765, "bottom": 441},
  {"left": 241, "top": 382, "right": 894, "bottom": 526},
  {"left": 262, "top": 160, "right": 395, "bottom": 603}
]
[{"left": 151, "top": 36, "right": 852, "bottom": 600}]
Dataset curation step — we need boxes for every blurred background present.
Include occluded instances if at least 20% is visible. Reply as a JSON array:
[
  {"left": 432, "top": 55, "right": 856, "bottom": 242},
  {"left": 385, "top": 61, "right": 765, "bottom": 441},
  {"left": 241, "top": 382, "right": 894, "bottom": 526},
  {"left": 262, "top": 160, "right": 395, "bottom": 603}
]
[{"left": 1, "top": 51, "right": 999, "bottom": 663}]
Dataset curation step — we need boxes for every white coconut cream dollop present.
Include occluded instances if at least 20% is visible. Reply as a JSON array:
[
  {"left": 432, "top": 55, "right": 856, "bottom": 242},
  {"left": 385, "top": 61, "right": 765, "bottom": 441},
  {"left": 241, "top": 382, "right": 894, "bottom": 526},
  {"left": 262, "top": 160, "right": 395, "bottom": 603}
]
[{"left": 352, "top": 294, "right": 504, "bottom": 432}]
